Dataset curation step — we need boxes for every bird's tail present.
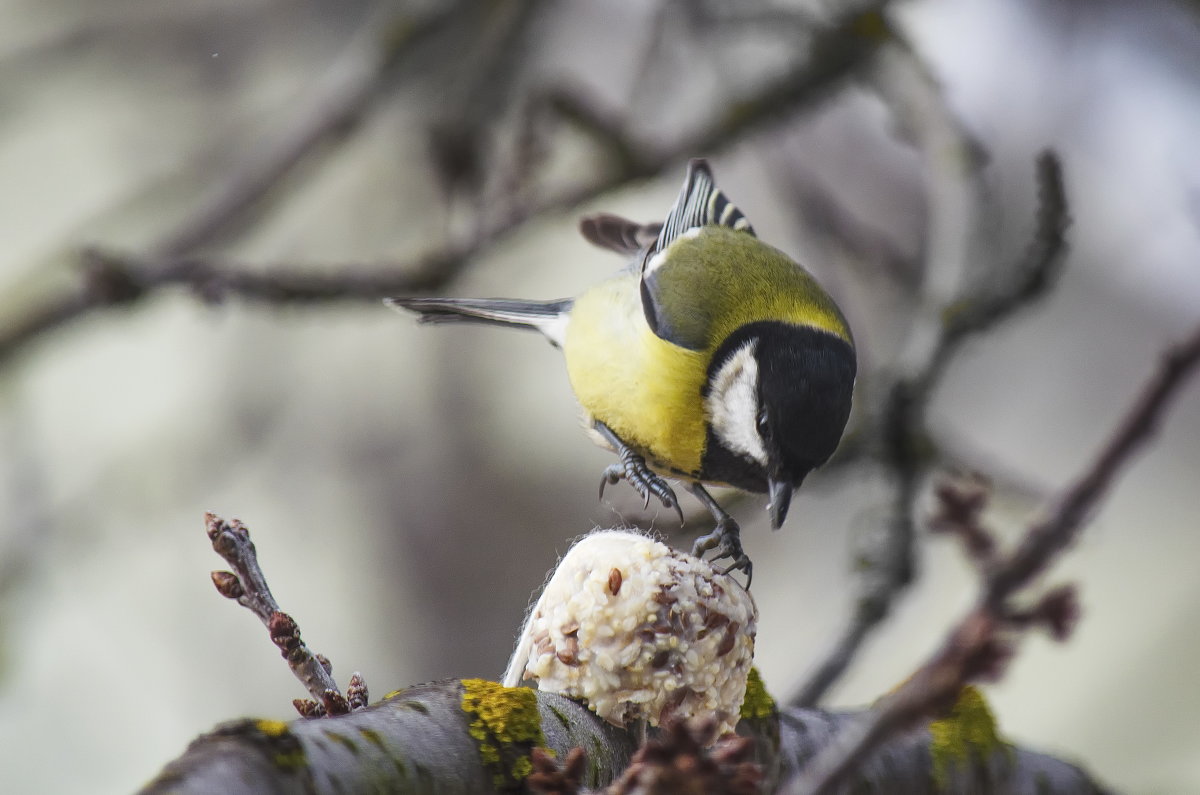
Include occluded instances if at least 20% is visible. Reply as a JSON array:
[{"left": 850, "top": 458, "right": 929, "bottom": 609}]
[{"left": 386, "top": 296, "right": 573, "bottom": 344}]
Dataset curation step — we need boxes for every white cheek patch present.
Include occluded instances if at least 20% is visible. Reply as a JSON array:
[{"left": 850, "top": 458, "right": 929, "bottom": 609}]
[{"left": 706, "top": 341, "right": 768, "bottom": 467}]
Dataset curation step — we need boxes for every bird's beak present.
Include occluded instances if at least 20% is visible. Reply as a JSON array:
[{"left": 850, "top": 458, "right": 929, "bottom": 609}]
[{"left": 767, "top": 477, "right": 795, "bottom": 530}]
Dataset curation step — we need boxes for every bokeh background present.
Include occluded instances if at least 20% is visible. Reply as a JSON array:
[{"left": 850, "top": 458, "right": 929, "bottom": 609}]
[{"left": 2, "top": 1, "right": 1199, "bottom": 792}]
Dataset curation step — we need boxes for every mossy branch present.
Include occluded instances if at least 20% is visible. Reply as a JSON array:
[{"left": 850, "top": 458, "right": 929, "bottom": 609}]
[{"left": 140, "top": 678, "right": 1105, "bottom": 794}]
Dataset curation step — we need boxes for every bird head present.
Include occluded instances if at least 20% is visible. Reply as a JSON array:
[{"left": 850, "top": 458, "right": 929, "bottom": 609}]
[{"left": 705, "top": 321, "right": 856, "bottom": 528}]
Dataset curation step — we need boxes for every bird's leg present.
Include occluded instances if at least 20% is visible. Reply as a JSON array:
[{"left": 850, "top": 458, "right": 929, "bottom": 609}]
[
  {"left": 594, "top": 421, "right": 684, "bottom": 524},
  {"left": 687, "top": 484, "right": 752, "bottom": 585}
]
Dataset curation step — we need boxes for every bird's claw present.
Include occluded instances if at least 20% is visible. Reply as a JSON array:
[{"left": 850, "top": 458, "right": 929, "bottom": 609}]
[
  {"left": 691, "top": 518, "right": 752, "bottom": 587},
  {"left": 598, "top": 459, "right": 684, "bottom": 525},
  {"left": 598, "top": 465, "right": 623, "bottom": 500},
  {"left": 717, "top": 554, "right": 752, "bottom": 587}
]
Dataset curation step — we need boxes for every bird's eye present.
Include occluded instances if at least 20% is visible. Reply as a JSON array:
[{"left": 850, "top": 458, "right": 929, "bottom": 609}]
[{"left": 756, "top": 408, "right": 769, "bottom": 437}]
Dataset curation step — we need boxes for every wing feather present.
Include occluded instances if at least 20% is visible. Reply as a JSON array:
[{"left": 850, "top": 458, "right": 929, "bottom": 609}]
[{"left": 641, "top": 160, "right": 755, "bottom": 349}]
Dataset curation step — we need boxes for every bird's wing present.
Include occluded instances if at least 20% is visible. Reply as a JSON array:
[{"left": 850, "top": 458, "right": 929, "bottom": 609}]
[
  {"left": 579, "top": 213, "right": 662, "bottom": 256},
  {"left": 650, "top": 159, "right": 755, "bottom": 250},
  {"left": 640, "top": 159, "right": 755, "bottom": 350}
]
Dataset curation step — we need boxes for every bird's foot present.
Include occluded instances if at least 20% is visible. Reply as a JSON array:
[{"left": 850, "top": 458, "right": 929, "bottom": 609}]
[
  {"left": 598, "top": 457, "right": 684, "bottom": 524},
  {"left": 691, "top": 518, "right": 752, "bottom": 587},
  {"left": 593, "top": 421, "right": 684, "bottom": 524}
]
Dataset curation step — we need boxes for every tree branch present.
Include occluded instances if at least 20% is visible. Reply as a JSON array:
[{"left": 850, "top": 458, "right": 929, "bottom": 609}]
[
  {"left": 786, "top": 321, "right": 1200, "bottom": 794},
  {"left": 0, "top": 3, "right": 892, "bottom": 371},
  {"left": 991, "top": 321, "right": 1200, "bottom": 598},
  {"left": 152, "top": 3, "right": 464, "bottom": 258},
  {"left": 140, "top": 677, "right": 1106, "bottom": 794},
  {"left": 206, "top": 513, "right": 359, "bottom": 717},
  {"left": 791, "top": 151, "right": 1070, "bottom": 709}
]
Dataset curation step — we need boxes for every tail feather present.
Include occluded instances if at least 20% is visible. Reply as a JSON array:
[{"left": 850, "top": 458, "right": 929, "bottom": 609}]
[
  {"left": 579, "top": 213, "right": 662, "bottom": 255},
  {"left": 386, "top": 296, "right": 573, "bottom": 345}
]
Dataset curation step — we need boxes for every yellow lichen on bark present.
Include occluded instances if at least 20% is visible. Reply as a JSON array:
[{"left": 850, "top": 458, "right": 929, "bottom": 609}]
[
  {"left": 739, "top": 667, "right": 776, "bottom": 721},
  {"left": 929, "top": 686, "right": 1010, "bottom": 789},
  {"left": 460, "top": 679, "right": 546, "bottom": 789},
  {"left": 254, "top": 719, "right": 290, "bottom": 737}
]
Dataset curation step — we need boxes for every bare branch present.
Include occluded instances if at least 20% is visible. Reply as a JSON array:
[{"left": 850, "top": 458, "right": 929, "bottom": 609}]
[
  {"left": 685, "top": 4, "right": 890, "bottom": 157},
  {"left": 927, "top": 475, "right": 998, "bottom": 571},
  {"left": 0, "top": 3, "right": 891, "bottom": 371},
  {"left": 426, "top": 0, "right": 551, "bottom": 207},
  {"left": 153, "top": 4, "right": 463, "bottom": 258},
  {"left": 786, "top": 321, "right": 1200, "bottom": 794},
  {"left": 992, "top": 321, "right": 1200, "bottom": 599},
  {"left": 537, "top": 88, "right": 649, "bottom": 176},
  {"left": 770, "top": 160, "right": 921, "bottom": 291},
  {"left": 927, "top": 151, "right": 1071, "bottom": 382},
  {"left": 205, "top": 512, "right": 355, "bottom": 717},
  {"left": 791, "top": 151, "right": 1069, "bottom": 709}
]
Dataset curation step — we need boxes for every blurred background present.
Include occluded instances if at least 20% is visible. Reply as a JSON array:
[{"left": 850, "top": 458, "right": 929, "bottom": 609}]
[{"left": 1, "top": 0, "right": 1199, "bottom": 792}]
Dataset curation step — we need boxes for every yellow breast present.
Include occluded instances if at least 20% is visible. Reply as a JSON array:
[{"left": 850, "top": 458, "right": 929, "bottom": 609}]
[{"left": 563, "top": 271, "right": 708, "bottom": 476}]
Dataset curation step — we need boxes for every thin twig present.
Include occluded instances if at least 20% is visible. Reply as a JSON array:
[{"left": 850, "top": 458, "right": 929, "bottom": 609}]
[
  {"left": 788, "top": 36, "right": 992, "bottom": 708},
  {"left": 790, "top": 152, "right": 1069, "bottom": 709},
  {"left": 427, "top": 0, "right": 550, "bottom": 211},
  {"left": 992, "top": 322, "right": 1200, "bottom": 598},
  {"left": 787, "top": 321, "right": 1200, "bottom": 794},
  {"left": 538, "top": 88, "right": 650, "bottom": 176},
  {"left": 770, "top": 158, "right": 921, "bottom": 291},
  {"left": 153, "top": 4, "right": 462, "bottom": 258},
  {"left": 205, "top": 512, "right": 361, "bottom": 717},
  {"left": 926, "top": 152, "right": 1071, "bottom": 383},
  {"left": 0, "top": 4, "right": 891, "bottom": 371},
  {"left": 687, "top": 3, "right": 890, "bottom": 157},
  {"left": 0, "top": 4, "right": 459, "bottom": 368}
]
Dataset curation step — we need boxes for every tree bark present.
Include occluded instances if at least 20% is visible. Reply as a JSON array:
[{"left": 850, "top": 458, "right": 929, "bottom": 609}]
[{"left": 141, "top": 679, "right": 1106, "bottom": 794}]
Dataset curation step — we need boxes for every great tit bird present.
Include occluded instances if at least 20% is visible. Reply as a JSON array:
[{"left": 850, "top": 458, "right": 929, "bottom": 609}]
[{"left": 388, "top": 159, "right": 855, "bottom": 581}]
